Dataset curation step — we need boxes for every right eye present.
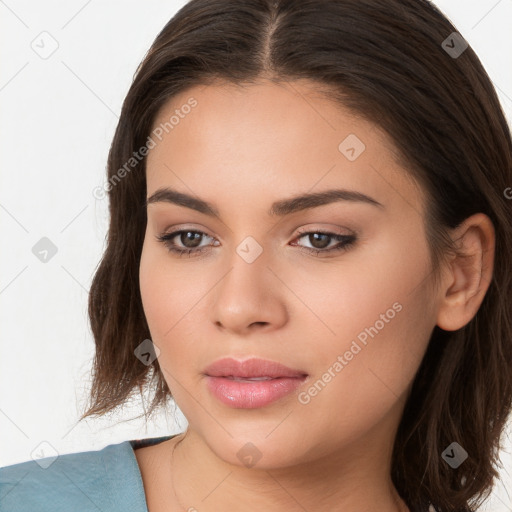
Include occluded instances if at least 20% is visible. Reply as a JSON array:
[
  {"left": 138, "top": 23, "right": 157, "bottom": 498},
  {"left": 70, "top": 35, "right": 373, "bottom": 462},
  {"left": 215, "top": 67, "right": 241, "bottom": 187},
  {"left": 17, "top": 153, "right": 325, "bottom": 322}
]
[{"left": 156, "top": 230, "right": 218, "bottom": 257}]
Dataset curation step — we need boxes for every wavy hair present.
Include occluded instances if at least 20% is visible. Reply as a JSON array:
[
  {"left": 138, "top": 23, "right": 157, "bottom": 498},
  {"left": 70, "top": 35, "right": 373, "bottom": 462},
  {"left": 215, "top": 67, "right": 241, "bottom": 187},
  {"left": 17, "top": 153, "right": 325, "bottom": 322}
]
[{"left": 81, "top": 1, "right": 512, "bottom": 510}]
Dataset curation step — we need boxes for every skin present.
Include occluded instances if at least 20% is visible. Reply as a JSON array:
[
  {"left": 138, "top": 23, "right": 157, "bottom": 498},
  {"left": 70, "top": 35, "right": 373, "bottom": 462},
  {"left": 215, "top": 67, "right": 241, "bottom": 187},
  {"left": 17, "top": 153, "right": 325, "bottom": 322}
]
[{"left": 136, "top": 79, "right": 495, "bottom": 512}]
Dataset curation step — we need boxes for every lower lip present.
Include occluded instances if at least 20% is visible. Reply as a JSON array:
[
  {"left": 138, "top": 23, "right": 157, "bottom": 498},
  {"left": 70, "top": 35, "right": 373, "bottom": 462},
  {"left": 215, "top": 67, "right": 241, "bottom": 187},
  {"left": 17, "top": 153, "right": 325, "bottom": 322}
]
[{"left": 205, "top": 376, "right": 307, "bottom": 409}]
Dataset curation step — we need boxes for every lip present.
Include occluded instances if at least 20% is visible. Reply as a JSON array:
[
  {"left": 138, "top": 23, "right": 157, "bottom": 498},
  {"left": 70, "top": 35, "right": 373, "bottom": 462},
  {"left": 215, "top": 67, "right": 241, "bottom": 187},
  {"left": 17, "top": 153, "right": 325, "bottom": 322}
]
[
  {"left": 203, "top": 357, "right": 308, "bottom": 379},
  {"left": 203, "top": 357, "right": 308, "bottom": 409}
]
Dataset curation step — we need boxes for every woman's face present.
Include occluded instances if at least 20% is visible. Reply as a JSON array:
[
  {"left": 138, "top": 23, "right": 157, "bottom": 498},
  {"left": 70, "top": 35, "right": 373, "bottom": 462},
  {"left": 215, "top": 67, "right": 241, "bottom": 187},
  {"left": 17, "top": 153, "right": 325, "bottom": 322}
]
[{"left": 139, "top": 80, "right": 440, "bottom": 468}]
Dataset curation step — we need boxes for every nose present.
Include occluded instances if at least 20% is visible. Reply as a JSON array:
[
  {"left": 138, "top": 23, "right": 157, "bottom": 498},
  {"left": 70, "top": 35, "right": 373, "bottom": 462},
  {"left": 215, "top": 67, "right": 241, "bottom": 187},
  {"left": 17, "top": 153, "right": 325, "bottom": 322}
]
[{"left": 211, "top": 247, "right": 289, "bottom": 335}]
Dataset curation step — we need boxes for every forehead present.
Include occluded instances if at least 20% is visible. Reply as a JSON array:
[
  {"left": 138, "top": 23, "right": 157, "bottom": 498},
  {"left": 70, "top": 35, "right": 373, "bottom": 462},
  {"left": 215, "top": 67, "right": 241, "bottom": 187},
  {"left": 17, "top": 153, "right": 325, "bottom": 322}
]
[{"left": 145, "top": 80, "right": 426, "bottom": 217}]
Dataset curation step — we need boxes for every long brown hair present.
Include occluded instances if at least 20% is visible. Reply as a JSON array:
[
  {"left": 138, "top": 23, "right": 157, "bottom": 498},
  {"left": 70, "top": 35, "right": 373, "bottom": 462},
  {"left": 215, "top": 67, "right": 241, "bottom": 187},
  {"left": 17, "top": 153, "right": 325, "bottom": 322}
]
[{"left": 81, "top": 1, "right": 512, "bottom": 510}]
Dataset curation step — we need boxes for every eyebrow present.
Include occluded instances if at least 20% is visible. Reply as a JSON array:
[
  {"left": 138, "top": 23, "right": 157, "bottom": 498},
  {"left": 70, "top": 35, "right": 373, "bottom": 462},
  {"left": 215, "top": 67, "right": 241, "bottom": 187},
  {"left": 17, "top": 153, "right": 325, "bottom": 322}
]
[{"left": 145, "top": 187, "right": 384, "bottom": 217}]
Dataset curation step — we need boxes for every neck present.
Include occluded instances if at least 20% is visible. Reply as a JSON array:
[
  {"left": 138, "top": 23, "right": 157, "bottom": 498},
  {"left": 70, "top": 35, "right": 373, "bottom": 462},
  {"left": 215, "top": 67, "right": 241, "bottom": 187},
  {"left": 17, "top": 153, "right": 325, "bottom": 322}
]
[{"left": 169, "top": 423, "right": 409, "bottom": 512}]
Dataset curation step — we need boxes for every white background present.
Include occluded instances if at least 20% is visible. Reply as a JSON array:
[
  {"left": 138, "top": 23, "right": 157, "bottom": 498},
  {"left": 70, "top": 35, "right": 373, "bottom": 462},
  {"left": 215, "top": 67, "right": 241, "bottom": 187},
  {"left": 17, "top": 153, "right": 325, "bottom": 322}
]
[{"left": 1, "top": 0, "right": 511, "bottom": 509}]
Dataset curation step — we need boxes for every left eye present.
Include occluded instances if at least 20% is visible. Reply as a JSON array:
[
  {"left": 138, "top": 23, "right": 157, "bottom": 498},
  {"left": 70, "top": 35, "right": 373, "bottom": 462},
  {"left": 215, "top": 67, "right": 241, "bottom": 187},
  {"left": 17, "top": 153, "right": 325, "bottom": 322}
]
[
  {"left": 156, "top": 229, "right": 357, "bottom": 258},
  {"left": 292, "top": 230, "right": 357, "bottom": 255}
]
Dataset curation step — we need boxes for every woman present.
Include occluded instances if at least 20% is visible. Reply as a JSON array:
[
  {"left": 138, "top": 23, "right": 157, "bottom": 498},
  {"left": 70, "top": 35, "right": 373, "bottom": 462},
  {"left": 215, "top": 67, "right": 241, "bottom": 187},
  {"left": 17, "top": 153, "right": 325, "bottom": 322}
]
[{"left": 1, "top": 0, "right": 511, "bottom": 511}]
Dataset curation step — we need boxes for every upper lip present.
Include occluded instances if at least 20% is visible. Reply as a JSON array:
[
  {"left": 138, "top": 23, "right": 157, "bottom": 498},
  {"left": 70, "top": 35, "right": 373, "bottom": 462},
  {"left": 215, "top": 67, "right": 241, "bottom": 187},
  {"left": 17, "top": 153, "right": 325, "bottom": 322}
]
[{"left": 204, "top": 357, "right": 308, "bottom": 379}]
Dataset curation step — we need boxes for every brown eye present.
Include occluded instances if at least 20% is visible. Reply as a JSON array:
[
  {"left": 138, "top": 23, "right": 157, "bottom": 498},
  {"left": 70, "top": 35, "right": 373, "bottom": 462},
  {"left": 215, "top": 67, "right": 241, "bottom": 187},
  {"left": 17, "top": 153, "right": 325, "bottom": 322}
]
[
  {"left": 156, "top": 230, "right": 216, "bottom": 257},
  {"left": 292, "top": 230, "right": 357, "bottom": 256},
  {"left": 306, "top": 233, "right": 331, "bottom": 249},
  {"left": 177, "top": 231, "right": 203, "bottom": 248},
  {"left": 155, "top": 229, "right": 357, "bottom": 258}
]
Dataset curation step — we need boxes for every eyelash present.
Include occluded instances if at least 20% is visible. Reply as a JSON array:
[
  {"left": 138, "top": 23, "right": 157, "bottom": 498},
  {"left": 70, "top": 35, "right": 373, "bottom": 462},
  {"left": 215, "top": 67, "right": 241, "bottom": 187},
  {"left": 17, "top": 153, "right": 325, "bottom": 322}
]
[{"left": 155, "top": 227, "right": 357, "bottom": 258}]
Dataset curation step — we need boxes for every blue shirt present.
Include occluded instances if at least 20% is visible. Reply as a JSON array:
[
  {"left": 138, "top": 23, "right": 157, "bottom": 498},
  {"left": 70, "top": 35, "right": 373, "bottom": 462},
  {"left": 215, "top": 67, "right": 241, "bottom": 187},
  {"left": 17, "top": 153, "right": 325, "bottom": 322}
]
[
  {"left": 0, "top": 435, "right": 175, "bottom": 511},
  {"left": 1, "top": 435, "right": 431, "bottom": 511}
]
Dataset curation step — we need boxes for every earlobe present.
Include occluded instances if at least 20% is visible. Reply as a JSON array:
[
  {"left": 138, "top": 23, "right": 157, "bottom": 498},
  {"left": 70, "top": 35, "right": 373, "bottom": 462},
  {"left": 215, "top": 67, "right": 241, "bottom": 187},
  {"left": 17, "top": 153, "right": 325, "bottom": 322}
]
[{"left": 435, "top": 213, "right": 495, "bottom": 332}]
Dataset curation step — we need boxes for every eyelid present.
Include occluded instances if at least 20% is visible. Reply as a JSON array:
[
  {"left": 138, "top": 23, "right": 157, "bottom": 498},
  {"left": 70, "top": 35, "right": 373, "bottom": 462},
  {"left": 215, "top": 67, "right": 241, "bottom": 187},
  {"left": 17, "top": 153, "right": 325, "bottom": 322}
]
[
  {"left": 294, "top": 225, "right": 354, "bottom": 237},
  {"left": 156, "top": 223, "right": 358, "bottom": 259},
  {"left": 160, "top": 223, "right": 216, "bottom": 238},
  {"left": 159, "top": 223, "right": 354, "bottom": 242}
]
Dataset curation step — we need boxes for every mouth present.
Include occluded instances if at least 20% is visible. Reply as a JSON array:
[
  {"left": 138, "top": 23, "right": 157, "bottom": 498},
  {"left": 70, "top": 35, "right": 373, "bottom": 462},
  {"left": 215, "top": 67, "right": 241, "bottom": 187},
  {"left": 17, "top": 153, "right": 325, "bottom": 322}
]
[
  {"left": 203, "top": 356, "right": 308, "bottom": 379},
  {"left": 223, "top": 376, "right": 282, "bottom": 381},
  {"left": 203, "top": 357, "right": 309, "bottom": 409}
]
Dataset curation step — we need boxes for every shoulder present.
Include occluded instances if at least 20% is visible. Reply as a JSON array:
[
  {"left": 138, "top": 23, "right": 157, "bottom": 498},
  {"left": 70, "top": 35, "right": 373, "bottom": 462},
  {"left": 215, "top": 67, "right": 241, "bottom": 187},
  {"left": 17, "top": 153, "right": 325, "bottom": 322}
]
[{"left": 0, "top": 439, "right": 148, "bottom": 512}]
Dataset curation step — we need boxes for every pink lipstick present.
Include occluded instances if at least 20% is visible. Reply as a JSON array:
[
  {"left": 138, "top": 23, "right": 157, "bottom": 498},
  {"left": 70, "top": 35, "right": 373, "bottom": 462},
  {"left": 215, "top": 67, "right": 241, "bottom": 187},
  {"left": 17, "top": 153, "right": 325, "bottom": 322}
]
[{"left": 203, "top": 357, "right": 308, "bottom": 409}]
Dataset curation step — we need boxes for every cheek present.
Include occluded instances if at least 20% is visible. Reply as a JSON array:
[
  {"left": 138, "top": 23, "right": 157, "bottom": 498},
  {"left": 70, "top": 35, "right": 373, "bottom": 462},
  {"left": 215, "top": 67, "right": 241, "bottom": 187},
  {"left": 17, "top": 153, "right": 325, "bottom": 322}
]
[
  {"left": 139, "top": 238, "right": 208, "bottom": 374},
  {"left": 303, "top": 226, "right": 430, "bottom": 345},
  {"left": 299, "top": 301, "right": 431, "bottom": 450},
  {"left": 300, "top": 232, "right": 434, "bottom": 420},
  {"left": 139, "top": 239, "right": 186, "bottom": 345}
]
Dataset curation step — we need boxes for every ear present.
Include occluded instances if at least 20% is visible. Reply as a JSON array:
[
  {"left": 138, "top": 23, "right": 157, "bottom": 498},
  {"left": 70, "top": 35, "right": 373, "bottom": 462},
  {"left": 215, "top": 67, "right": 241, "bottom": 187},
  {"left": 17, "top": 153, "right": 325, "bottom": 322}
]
[{"left": 436, "top": 213, "right": 495, "bottom": 331}]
